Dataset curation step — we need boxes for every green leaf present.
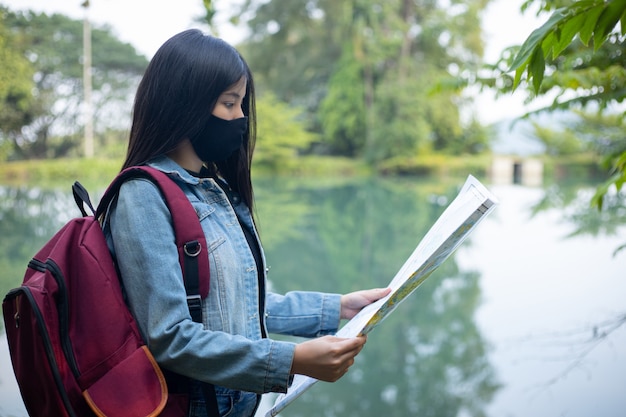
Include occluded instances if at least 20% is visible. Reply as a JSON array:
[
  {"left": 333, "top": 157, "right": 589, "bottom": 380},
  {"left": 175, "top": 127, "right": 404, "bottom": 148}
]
[
  {"left": 591, "top": 171, "right": 623, "bottom": 210},
  {"left": 530, "top": 47, "right": 546, "bottom": 94},
  {"left": 579, "top": 4, "right": 605, "bottom": 45},
  {"left": 594, "top": 0, "right": 625, "bottom": 49},
  {"left": 542, "top": 31, "right": 557, "bottom": 59},
  {"left": 590, "top": 180, "right": 610, "bottom": 210},
  {"left": 554, "top": 12, "right": 587, "bottom": 56},
  {"left": 513, "top": 61, "right": 527, "bottom": 90},
  {"left": 509, "top": 7, "right": 570, "bottom": 72}
]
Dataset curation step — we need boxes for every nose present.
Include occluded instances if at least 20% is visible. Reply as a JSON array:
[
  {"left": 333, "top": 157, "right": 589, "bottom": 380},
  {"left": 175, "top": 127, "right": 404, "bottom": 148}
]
[{"left": 235, "top": 105, "right": 245, "bottom": 119}]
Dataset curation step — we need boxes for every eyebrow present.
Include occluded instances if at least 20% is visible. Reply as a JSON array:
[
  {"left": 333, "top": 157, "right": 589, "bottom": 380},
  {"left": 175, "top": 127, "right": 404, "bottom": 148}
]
[{"left": 221, "top": 92, "right": 241, "bottom": 99}]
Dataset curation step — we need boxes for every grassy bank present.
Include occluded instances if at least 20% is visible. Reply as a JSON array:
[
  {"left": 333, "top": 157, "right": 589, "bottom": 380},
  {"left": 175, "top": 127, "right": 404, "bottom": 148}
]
[
  {"left": 0, "top": 157, "right": 373, "bottom": 187},
  {"left": 2, "top": 153, "right": 599, "bottom": 188},
  {"left": 377, "top": 153, "right": 493, "bottom": 177},
  {"left": 0, "top": 158, "right": 124, "bottom": 189}
]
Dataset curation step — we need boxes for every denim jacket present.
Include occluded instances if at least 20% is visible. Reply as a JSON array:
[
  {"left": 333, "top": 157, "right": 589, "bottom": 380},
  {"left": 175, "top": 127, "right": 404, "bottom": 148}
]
[{"left": 103, "top": 156, "right": 341, "bottom": 415}]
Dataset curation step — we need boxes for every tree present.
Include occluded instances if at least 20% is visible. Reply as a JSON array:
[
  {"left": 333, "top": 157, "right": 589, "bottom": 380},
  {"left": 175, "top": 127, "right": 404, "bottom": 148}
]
[
  {"left": 0, "top": 8, "right": 148, "bottom": 160},
  {"left": 317, "top": 44, "right": 367, "bottom": 157},
  {"left": 253, "top": 92, "right": 318, "bottom": 170},
  {"left": 0, "top": 9, "right": 38, "bottom": 160},
  {"left": 501, "top": 0, "right": 626, "bottom": 254},
  {"left": 226, "top": 0, "right": 491, "bottom": 162},
  {"left": 494, "top": 2, "right": 626, "bottom": 380}
]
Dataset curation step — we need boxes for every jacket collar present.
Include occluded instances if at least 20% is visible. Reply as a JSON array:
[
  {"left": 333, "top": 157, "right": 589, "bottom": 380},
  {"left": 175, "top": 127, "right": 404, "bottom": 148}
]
[{"left": 146, "top": 155, "right": 201, "bottom": 185}]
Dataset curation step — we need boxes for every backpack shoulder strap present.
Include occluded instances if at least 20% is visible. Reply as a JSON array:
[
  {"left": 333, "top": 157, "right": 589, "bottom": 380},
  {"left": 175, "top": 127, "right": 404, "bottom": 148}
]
[
  {"left": 96, "top": 166, "right": 210, "bottom": 307},
  {"left": 97, "top": 166, "right": 219, "bottom": 416},
  {"left": 72, "top": 181, "right": 96, "bottom": 217}
]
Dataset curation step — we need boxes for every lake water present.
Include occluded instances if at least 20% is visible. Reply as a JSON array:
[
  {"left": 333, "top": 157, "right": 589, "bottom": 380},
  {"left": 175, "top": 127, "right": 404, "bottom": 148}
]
[{"left": 1, "top": 174, "right": 624, "bottom": 417}]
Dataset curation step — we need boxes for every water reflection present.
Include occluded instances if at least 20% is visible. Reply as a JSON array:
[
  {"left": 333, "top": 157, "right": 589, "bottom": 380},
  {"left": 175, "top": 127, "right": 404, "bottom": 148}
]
[
  {"left": 0, "top": 186, "right": 84, "bottom": 416},
  {"left": 530, "top": 181, "right": 626, "bottom": 253},
  {"left": 456, "top": 184, "right": 626, "bottom": 417},
  {"left": 254, "top": 176, "right": 500, "bottom": 416},
  {"left": 0, "top": 187, "right": 79, "bottom": 305},
  {"left": 1, "top": 176, "right": 624, "bottom": 417}
]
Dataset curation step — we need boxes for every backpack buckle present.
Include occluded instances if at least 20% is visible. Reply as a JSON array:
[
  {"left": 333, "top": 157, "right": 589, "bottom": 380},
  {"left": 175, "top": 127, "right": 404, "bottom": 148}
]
[
  {"left": 183, "top": 241, "right": 202, "bottom": 257},
  {"left": 186, "top": 294, "right": 201, "bottom": 306},
  {"left": 186, "top": 295, "right": 202, "bottom": 323}
]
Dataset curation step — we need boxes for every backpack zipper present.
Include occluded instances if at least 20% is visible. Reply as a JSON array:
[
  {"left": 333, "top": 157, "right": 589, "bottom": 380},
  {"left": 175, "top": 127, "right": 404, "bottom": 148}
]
[
  {"left": 13, "top": 293, "right": 20, "bottom": 328},
  {"left": 28, "top": 258, "right": 80, "bottom": 379},
  {"left": 9, "top": 286, "right": 79, "bottom": 417},
  {"left": 27, "top": 258, "right": 47, "bottom": 272}
]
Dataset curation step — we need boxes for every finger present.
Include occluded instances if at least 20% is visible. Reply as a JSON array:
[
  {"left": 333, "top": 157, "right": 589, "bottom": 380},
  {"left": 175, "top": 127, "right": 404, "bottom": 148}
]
[
  {"left": 335, "top": 357, "right": 354, "bottom": 376},
  {"left": 335, "top": 338, "right": 366, "bottom": 362},
  {"left": 327, "top": 336, "right": 367, "bottom": 360},
  {"left": 342, "top": 336, "right": 367, "bottom": 351},
  {"left": 370, "top": 287, "right": 391, "bottom": 300}
]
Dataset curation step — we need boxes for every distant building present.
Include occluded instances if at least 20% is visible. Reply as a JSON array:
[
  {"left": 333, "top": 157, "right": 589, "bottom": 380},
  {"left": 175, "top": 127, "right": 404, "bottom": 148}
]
[
  {"left": 489, "top": 119, "right": 545, "bottom": 186},
  {"left": 490, "top": 155, "right": 543, "bottom": 186}
]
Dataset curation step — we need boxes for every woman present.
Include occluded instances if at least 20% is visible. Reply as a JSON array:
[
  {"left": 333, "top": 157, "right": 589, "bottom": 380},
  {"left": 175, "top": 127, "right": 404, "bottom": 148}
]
[{"left": 104, "top": 29, "right": 389, "bottom": 417}]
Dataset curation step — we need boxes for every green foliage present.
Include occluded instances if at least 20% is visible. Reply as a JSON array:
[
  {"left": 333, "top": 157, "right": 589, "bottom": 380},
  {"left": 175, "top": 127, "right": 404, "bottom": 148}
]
[
  {"left": 531, "top": 123, "right": 586, "bottom": 155},
  {"left": 591, "top": 149, "right": 626, "bottom": 229},
  {"left": 253, "top": 92, "right": 318, "bottom": 170},
  {"left": 0, "top": 7, "right": 147, "bottom": 160},
  {"left": 318, "top": 46, "right": 367, "bottom": 156},
  {"left": 510, "top": 0, "right": 626, "bottom": 93},
  {"left": 230, "top": 0, "right": 490, "bottom": 162},
  {"left": 367, "top": 79, "right": 432, "bottom": 162},
  {"left": 0, "top": 8, "right": 37, "bottom": 147},
  {"left": 486, "top": 1, "right": 626, "bottom": 113},
  {"left": 456, "top": 118, "right": 491, "bottom": 154},
  {"left": 504, "top": 0, "right": 626, "bottom": 255}
]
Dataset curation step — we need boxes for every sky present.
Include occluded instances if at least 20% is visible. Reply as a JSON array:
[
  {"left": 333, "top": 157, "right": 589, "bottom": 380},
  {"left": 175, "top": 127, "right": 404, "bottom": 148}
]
[{"left": 1, "top": 0, "right": 546, "bottom": 124}]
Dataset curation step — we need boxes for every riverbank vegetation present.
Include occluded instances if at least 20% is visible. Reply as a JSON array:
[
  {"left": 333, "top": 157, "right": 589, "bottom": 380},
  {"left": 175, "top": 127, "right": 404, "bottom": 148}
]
[
  {"left": 0, "top": 151, "right": 602, "bottom": 191},
  {"left": 0, "top": 2, "right": 622, "bottom": 196}
]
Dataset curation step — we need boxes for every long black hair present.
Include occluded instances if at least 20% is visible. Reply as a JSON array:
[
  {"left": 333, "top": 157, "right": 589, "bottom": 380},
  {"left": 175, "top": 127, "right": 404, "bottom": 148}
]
[{"left": 122, "top": 29, "right": 257, "bottom": 210}]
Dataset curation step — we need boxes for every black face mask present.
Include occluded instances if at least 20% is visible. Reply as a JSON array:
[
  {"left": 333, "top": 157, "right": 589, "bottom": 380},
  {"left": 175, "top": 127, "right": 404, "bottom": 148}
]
[{"left": 190, "top": 115, "right": 248, "bottom": 163}]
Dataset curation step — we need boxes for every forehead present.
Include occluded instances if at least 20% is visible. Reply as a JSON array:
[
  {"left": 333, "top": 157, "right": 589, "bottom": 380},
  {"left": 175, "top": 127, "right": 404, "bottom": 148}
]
[{"left": 221, "top": 77, "right": 247, "bottom": 96}]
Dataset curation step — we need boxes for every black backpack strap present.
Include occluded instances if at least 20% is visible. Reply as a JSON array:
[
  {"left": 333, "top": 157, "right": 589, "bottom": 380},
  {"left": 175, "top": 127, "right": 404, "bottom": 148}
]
[
  {"left": 182, "top": 238, "right": 203, "bottom": 323},
  {"left": 202, "top": 383, "right": 220, "bottom": 417},
  {"left": 72, "top": 181, "right": 95, "bottom": 217},
  {"left": 96, "top": 166, "right": 219, "bottom": 417}
]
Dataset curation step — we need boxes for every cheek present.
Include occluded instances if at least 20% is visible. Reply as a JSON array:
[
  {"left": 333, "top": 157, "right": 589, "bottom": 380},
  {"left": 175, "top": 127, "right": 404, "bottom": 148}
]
[{"left": 211, "top": 106, "right": 230, "bottom": 120}]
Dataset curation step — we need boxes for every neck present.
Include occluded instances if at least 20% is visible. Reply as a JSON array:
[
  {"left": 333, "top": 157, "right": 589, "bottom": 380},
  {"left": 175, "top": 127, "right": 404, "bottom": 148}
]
[{"left": 167, "top": 139, "right": 204, "bottom": 173}]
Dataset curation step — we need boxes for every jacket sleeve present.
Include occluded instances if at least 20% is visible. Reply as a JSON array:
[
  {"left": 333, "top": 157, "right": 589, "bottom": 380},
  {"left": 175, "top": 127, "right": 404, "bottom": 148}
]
[
  {"left": 108, "top": 178, "right": 295, "bottom": 394},
  {"left": 265, "top": 291, "right": 341, "bottom": 337}
]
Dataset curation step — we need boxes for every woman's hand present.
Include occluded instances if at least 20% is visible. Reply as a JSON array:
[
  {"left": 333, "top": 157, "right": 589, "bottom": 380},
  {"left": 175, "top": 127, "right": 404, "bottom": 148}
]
[
  {"left": 289, "top": 288, "right": 390, "bottom": 382},
  {"left": 291, "top": 336, "right": 367, "bottom": 382},
  {"left": 340, "top": 288, "right": 391, "bottom": 320}
]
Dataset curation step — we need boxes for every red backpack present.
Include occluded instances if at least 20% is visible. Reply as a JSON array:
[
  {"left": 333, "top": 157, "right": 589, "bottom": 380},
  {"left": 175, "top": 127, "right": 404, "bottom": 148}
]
[{"left": 2, "top": 166, "right": 216, "bottom": 417}]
